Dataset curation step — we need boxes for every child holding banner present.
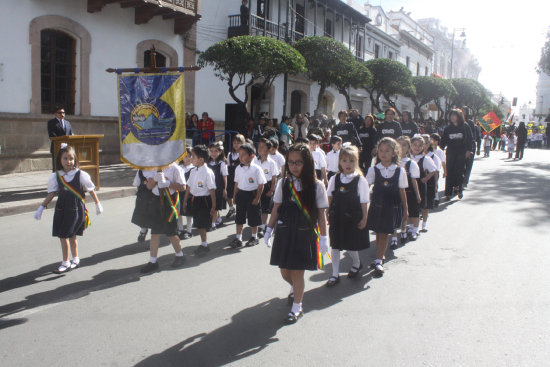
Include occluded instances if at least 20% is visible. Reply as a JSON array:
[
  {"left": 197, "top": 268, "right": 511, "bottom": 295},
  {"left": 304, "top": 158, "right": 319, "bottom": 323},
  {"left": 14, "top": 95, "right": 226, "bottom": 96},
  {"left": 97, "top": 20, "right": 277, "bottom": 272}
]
[
  {"left": 140, "top": 162, "right": 187, "bottom": 273},
  {"left": 264, "top": 143, "right": 329, "bottom": 324},
  {"left": 34, "top": 145, "right": 103, "bottom": 274}
]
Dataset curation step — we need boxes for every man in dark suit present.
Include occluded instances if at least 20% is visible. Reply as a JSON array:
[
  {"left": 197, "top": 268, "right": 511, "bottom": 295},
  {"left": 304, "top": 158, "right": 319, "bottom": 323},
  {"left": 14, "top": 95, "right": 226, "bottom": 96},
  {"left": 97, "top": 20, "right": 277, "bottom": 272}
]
[{"left": 47, "top": 106, "right": 73, "bottom": 171}]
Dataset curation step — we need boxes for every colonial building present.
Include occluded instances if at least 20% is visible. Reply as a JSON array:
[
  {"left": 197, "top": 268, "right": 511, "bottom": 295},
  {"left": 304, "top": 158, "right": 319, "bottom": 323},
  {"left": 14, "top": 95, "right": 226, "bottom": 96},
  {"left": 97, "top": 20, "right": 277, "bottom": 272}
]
[
  {"left": 0, "top": 0, "right": 200, "bottom": 173},
  {"left": 196, "top": 0, "right": 372, "bottom": 124}
]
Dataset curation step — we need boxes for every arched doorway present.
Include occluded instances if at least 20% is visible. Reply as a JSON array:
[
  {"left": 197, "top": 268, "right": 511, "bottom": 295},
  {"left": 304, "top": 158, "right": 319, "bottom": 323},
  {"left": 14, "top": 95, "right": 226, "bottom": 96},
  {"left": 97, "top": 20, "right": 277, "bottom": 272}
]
[
  {"left": 290, "top": 90, "right": 305, "bottom": 117},
  {"left": 250, "top": 84, "right": 273, "bottom": 119}
]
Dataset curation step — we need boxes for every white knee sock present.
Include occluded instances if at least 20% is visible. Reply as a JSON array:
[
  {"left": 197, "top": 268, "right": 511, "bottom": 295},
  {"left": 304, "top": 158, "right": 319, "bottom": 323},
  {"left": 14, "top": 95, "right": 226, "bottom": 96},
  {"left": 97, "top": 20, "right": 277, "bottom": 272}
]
[
  {"left": 177, "top": 216, "right": 184, "bottom": 231},
  {"left": 348, "top": 251, "right": 361, "bottom": 268},
  {"left": 186, "top": 217, "right": 193, "bottom": 232},
  {"left": 331, "top": 249, "right": 341, "bottom": 277}
]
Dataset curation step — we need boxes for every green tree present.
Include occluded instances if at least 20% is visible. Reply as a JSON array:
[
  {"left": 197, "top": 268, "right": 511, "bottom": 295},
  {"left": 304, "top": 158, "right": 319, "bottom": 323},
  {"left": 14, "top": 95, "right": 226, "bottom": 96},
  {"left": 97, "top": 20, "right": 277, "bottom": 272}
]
[
  {"left": 538, "top": 29, "right": 550, "bottom": 75},
  {"left": 407, "top": 76, "right": 456, "bottom": 120},
  {"left": 198, "top": 36, "right": 306, "bottom": 120},
  {"left": 294, "top": 36, "right": 356, "bottom": 114},
  {"left": 451, "top": 78, "right": 491, "bottom": 119},
  {"left": 364, "top": 58, "right": 414, "bottom": 114},
  {"left": 334, "top": 61, "right": 372, "bottom": 110}
]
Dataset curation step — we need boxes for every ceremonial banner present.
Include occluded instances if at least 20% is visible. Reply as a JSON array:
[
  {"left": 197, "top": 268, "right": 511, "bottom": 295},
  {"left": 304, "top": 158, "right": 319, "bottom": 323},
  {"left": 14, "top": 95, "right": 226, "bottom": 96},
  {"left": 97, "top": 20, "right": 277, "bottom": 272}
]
[
  {"left": 480, "top": 111, "right": 502, "bottom": 133},
  {"left": 118, "top": 73, "right": 185, "bottom": 169}
]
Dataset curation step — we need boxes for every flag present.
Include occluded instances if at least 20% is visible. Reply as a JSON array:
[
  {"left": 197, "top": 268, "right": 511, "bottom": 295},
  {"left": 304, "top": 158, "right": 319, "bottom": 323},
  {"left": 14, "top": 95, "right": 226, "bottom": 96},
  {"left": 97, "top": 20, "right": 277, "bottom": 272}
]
[
  {"left": 118, "top": 73, "right": 185, "bottom": 169},
  {"left": 480, "top": 111, "right": 502, "bottom": 133}
]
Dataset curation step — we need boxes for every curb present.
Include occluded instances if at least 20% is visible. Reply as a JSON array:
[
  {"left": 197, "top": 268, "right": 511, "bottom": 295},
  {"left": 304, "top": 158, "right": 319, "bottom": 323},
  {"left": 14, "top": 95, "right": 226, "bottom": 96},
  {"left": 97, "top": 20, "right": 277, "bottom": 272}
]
[{"left": 0, "top": 187, "right": 136, "bottom": 217}]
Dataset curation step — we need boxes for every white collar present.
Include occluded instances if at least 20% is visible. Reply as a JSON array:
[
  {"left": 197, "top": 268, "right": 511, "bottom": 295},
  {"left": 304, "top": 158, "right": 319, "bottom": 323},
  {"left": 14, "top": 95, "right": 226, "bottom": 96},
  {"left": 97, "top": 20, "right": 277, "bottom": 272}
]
[
  {"left": 375, "top": 163, "right": 397, "bottom": 170},
  {"left": 341, "top": 172, "right": 358, "bottom": 179}
]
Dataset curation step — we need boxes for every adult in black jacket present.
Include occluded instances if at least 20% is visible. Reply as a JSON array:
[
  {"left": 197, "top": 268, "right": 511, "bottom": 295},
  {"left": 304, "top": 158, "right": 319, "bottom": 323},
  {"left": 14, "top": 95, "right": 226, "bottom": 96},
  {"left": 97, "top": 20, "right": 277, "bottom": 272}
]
[
  {"left": 331, "top": 110, "right": 362, "bottom": 148},
  {"left": 514, "top": 121, "right": 527, "bottom": 160},
  {"left": 440, "top": 109, "right": 473, "bottom": 199},
  {"left": 347, "top": 109, "right": 365, "bottom": 131},
  {"left": 47, "top": 106, "right": 73, "bottom": 171},
  {"left": 357, "top": 114, "right": 377, "bottom": 174},
  {"left": 376, "top": 107, "right": 403, "bottom": 141},
  {"left": 400, "top": 111, "right": 419, "bottom": 137},
  {"left": 462, "top": 107, "right": 478, "bottom": 187}
]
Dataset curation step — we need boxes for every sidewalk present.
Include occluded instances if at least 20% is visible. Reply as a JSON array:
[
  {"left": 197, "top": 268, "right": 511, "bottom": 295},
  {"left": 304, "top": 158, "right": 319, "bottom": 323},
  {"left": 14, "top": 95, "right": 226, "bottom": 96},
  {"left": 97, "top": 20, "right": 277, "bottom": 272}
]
[{"left": 0, "top": 164, "right": 136, "bottom": 217}]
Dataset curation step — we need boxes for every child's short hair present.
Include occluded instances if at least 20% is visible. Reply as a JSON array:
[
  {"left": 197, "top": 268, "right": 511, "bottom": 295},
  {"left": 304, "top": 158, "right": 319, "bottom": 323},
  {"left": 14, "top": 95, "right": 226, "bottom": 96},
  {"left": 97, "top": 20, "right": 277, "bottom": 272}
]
[
  {"left": 338, "top": 145, "right": 361, "bottom": 174},
  {"left": 330, "top": 136, "right": 343, "bottom": 145},
  {"left": 55, "top": 145, "right": 79, "bottom": 171},
  {"left": 185, "top": 147, "right": 192, "bottom": 155},
  {"left": 239, "top": 143, "right": 256, "bottom": 156},
  {"left": 295, "top": 137, "right": 309, "bottom": 144},
  {"left": 270, "top": 138, "right": 279, "bottom": 148},
  {"left": 258, "top": 137, "right": 273, "bottom": 149},
  {"left": 430, "top": 133, "right": 441, "bottom": 143},
  {"left": 192, "top": 145, "right": 209, "bottom": 161},
  {"left": 307, "top": 134, "right": 321, "bottom": 142},
  {"left": 338, "top": 110, "right": 348, "bottom": 118},
  {"left": 233, "top": 134, "right": 246, "bottom": 144}
]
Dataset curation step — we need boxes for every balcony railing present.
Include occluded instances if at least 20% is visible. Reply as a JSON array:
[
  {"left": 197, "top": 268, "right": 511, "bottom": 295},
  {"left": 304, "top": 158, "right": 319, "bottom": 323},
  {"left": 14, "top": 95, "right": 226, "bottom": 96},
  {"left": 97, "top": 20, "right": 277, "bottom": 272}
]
[{"left": 228, "top": 14, "right": 305, "bottom": 43}]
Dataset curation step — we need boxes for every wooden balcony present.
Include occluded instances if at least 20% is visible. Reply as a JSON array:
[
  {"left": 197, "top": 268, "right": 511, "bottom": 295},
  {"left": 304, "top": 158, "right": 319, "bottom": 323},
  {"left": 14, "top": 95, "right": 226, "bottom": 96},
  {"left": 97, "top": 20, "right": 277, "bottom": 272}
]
[{"left": 87, "top": 0, "right": 201, "bottom": 34}]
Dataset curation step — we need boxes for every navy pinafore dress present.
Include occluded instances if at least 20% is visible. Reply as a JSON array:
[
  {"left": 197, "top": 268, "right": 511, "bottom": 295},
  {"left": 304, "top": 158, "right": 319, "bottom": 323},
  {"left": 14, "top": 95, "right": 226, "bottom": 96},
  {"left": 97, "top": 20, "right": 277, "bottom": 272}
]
[
  {"left": 227, "top": 153, "right": 239, "bottom": 200},
  {"left": 366, "top": 167, "right": 403, "bottom": 234},
  {"left": 132, "top": 170, "right": 154, "bottom": 228},
  {"left": 270, "top": 179, "right": 318, "bottom": 271},
  {"left": 329, "top": 174, "right": 370, "bottom": 251},
  {"left": 210, "top": 161, "right": 227, "bottom": 211},
  {"left": 53, "top": 170, "right": 86, "bottom": 238}
]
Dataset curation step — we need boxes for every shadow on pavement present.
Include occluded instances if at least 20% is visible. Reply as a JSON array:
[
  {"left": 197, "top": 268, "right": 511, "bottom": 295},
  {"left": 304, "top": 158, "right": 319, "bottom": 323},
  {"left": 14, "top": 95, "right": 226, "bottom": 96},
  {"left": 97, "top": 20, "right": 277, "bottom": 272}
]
[
  {"left": 134, "top": 270, "right": 375, "bottom": 367},
  {"left": 467, "top": 167, "right": 550, "bottom": 226}
]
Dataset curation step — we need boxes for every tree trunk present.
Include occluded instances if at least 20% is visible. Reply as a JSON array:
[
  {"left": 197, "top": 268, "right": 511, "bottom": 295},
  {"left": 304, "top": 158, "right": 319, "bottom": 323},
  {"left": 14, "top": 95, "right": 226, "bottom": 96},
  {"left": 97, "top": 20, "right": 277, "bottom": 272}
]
[
  {"left": 315, "top": 83, "right": 326, "bottom": 116},
  {"left": 384, "top": 94, "right": 401, "bottom": 116},
  {"left": 366, "top": 88, "right": 382, "bottom": 113},
  {"left": 339, "top": 88, "right": 352, "bottom": 110}
]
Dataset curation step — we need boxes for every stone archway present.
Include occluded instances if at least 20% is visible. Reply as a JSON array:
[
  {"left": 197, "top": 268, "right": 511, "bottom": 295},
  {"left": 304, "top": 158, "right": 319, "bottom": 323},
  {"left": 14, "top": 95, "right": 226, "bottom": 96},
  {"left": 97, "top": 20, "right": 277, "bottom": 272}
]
[
  {"left": 318, "top": 91, "right": 335, "bottom": 118},
  {"left": 290, "top": 90, "right": 307, "bottom": 117}
]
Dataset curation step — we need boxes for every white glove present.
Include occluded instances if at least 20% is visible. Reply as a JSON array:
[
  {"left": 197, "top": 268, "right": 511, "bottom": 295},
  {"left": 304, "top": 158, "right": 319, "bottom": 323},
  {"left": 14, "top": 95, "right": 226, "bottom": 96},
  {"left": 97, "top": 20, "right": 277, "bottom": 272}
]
[
  {"left": 34, "top": 205, "right": 44, "bottom": 220},
  {"left": 96, "top": 202, "right": 104, "bottom": 215},
  {"left": 319, "top": 236, "right": 329, "bottom": 255},
  {"left": 264, "top": 227, "right": 273, "bottom": 248},
  {"left": 154, "top": 172, "right": 166, "bottom": 184}
]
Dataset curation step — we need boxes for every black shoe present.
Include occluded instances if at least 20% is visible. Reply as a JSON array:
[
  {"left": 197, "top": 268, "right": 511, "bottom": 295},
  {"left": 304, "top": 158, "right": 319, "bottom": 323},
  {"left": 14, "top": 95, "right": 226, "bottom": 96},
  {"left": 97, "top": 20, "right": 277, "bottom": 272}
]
[
  {"left": 284, "top": 310, "right": 303, "bottom": 325},
  {"left": 325, "top": 276, "right": 340, "bottom": 287},
  {"left": 193, "top": 245, "right": 210, "bottom": 256},
  {"left": 208, "top": 225, "right": 216, "bottom": 232},
  {"left": 140, "top": 261, "right": 159, "bottom": 274},
  {"left": 229, "top": 238, "right": 243, "bottom": 249},
  {"left": 390, "top": 240, "right": 398, "bottom": 250},
  {"left": 409, "top": 232, "right": 418, "bottom": 241},
  {"left": 171, "top": 255, "right": 186, "bottom": 268},
  {"left": 225, "top": 208, "right": 235, "bottom": 219},
  {"left": 434, "top": 200, "right": 439, "bottom": 208},
  {"left": 257, "top": 228, "right": 265, "bottom": 239},
  {"left": 245, "top": 237, "right": 259, "bottom": 247},
  {"left": 179, "top": 231, "right": 192, "bottom": 240},
  {"left": 401, "top": 234, "right": 408, "bottom": 244},
  {"left": 348, "top": 264, "right": 363, "bottom": 279},
  {"left": 138, "top": 231, "right": 147, "bottom": 243},
  {"left": 458, "top": 191, "right": 463, "bottom": 199}
]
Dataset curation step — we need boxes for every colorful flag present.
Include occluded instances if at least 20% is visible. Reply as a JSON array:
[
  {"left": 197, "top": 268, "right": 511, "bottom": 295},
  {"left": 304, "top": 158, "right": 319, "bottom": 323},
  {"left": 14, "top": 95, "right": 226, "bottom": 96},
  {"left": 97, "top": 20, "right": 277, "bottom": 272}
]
[
  {"left": 118, "top": 73, "right": 185, "bottom": 169},
  {"left": 480, "top": 111, "right": 502, "bottom": 133}
]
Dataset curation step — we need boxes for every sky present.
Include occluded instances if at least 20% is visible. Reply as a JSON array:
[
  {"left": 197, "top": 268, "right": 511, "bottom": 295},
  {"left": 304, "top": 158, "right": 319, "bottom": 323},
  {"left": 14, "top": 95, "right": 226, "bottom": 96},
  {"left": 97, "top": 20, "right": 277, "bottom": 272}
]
[{"left": 368, "top": 0, "right": 550, "bottom": 108}]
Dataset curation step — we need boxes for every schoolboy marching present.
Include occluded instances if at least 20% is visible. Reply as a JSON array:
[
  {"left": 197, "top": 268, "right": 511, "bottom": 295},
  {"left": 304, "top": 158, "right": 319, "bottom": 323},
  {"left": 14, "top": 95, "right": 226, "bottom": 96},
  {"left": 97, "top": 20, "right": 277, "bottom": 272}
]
[{"left": 34, "top": 145, "right": 103, "bottom": 274}]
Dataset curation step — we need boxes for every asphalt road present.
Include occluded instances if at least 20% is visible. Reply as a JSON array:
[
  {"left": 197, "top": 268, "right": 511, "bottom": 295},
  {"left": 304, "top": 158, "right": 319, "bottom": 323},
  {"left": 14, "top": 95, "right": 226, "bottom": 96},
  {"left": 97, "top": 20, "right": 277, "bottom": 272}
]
[{"left": 1, "top": 148, "right": 549, "bottom": 367}]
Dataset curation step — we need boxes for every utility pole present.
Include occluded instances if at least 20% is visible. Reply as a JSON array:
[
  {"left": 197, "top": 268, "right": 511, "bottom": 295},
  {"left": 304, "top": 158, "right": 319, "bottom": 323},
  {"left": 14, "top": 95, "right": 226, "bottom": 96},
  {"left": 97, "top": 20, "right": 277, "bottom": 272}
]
[{"left": 283, "top": 0, "right": 291, "bottom": 117}]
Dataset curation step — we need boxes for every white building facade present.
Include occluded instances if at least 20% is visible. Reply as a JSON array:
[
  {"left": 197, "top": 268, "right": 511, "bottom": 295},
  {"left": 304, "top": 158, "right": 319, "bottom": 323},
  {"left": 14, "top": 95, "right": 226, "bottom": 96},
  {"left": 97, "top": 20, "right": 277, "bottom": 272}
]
[
  {"left": 0, "top": 0, "right": 200, "bottom": 173},
  {"left": 535, "top": 71, "right": 550, "bottom": 121}
]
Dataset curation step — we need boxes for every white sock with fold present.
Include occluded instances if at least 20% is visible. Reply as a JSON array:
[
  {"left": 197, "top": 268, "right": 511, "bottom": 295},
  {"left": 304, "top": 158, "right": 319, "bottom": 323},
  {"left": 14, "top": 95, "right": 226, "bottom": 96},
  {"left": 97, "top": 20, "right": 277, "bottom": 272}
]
[
  {"left": 61, "top": 260, "right": 70, "bottom": 267},
  {"left": 236, "top": 234, "right": 242, "bottom": 241},
  {"left": 331, "top": 249, "right": 340, "bottom": 277},
  {"left": 177, "top": 216, "right": 184, "bottom": 231},
  {"left": 391, "top": 236, "right": 397, "bottom": 243},
  {"left": 175, "top": 251, "right": 183, "bottom": 257},
  {"left": 413, "top": 226, "right": 419, "bottom": 234},
  {"left": 186, "top": 217, "right": 193, "bottom": 232},
  {"left": 72, "top": 256, "right": 80, "bottom": 264},
  {"left": 252, "top": 232, "right": 258, "bottom": 239},
  {"left": 291, "top": 302, "right": 302, "bottom": 314},
  {"left": 140, "top": 227, "right": 148, "bottom": 234},
  {"left": 200, "top": 242, "right": 208, "bottom": 247},
  {"left": 348, "top": 251, "right": 361, "bottom": 268},
  {"left": 149, "top": 256, "right": 157, "bottom": 263}
]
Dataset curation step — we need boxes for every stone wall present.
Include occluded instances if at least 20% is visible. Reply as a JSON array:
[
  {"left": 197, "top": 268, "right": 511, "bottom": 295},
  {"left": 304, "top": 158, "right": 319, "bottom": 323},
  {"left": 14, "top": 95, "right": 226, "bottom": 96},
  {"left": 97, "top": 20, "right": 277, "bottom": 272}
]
[{"left": 0, "top": 113, "right": 120, "bottom": 174}]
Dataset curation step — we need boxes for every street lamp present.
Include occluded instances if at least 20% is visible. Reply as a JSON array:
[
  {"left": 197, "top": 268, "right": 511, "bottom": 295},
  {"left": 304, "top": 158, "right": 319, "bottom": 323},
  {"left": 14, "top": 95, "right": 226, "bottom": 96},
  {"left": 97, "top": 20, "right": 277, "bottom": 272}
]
[{"left": 449, "top": 28, "right": 466, "bottom": 79}]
